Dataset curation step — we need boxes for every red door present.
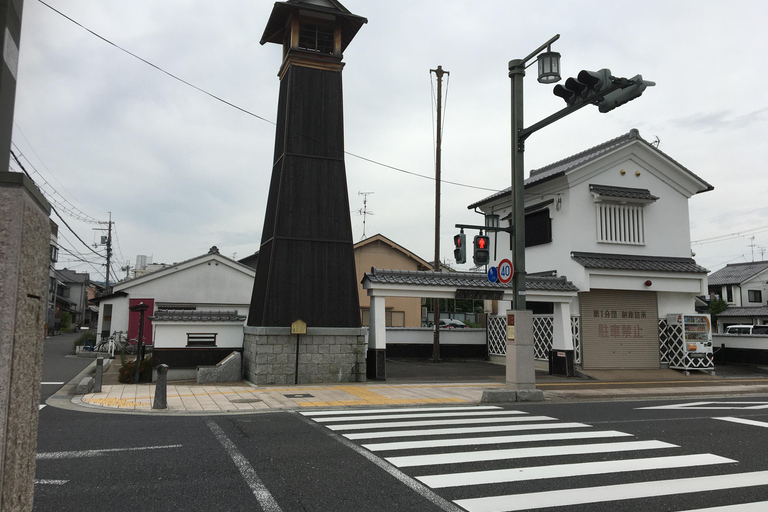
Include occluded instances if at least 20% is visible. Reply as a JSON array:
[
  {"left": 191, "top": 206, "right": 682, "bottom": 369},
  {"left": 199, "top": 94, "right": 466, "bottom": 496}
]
[{"left": 128, "top": 299, "right": 154, "bottom": 345}]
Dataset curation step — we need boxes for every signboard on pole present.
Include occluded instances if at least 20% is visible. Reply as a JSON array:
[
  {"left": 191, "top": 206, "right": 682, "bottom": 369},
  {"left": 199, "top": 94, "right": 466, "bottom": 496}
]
[{"left": 498, "top": 259, "right": 514, "bottom": 284}]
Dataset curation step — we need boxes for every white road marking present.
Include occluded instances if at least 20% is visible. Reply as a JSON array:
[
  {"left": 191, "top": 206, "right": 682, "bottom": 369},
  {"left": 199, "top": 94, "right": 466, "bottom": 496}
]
[
  {"left": 328, "top": 416, "right": 557, "bottom": 431},
  {"left": 418, "top": 453, "right": 735, "bottom": 488},
  {"left": 640, "top": 401, "right": 768, "bottom": 410},
  {"left": 313, "top": 410, "right": 526, "bottom": 423},
  {"left": 386, "top": 440, "right": 677, "bottom": 468},
  {"left": 41, "top": 382, "right": 65, "bottom": 385},
  {"left": 300, "top": 406, "right": 502, "bottom": 416},
  {"left": 455, "top": 470, "right": 768, "bottom": 512},
  {"left": 296, "top": 412, "right": 465, "bottom": 512},
  {"left": 37, "top": 444, "right": 183, "bottom": 460},
  {"left": 39, "top": 404, "right": 46, "bottom": 410},
  {"left": 714, "top": 416, "right": 768, "bottom": 429},
  {"left": 362, "top": 430, "right": 632, "bottom": 451},
  {"left": 34, "top": 480, "right": 68, "bottom": 485},
  {"left": 343, "top": 420, "right": 582, "bottom": 440},
  {"left": 680, "top": 501, "right": 768, "bottom": 511},
  {"left": 206, "top": 419, "right": 282, "bottom": 512}
]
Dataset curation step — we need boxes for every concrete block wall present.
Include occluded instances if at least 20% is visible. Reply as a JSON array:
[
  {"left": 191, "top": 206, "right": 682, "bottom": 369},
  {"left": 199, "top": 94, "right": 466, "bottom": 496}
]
[
  {"left": 243, "top": 327, "right": 367, "bottom": 385},
  {"left": 0, "top": 175, "right": 51, "bottom": 511}
]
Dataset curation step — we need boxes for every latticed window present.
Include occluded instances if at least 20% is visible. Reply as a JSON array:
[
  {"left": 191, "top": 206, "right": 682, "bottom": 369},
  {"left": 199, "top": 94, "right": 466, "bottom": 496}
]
[
  {"left": 596, "top": 202, "right": 645, "bottom": 245},
  {"left": 298, "top": 24, "right": 334, "bottom": 54}
]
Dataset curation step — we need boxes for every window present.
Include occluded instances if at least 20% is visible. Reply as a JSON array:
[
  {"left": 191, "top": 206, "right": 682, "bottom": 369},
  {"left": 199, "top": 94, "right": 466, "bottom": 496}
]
[
  {"left": 50, "top": 244, "right": 58, "bottom": 263},
  {"left": 298, "top": 24, "right": 335, "bottom": 54},
  {"left": 525, "top": 209, "right": 552, "bottom": 247},
  {"left": 726, "top": 285, "right": 734, "bottom": 303},
  {"left": 187, "top": 333, "right": 217, "bottom": 347},
  {"left": 596, "top": 203, "right": 645, "bottom": 245},
  {"left": 748, "top": 290, "right": 763, "bottom": 303}
]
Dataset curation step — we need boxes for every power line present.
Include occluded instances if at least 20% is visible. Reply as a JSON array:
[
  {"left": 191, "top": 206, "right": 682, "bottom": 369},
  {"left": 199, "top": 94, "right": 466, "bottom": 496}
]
[{"left": 37, "top": 0, "right": 501, "bottom": 194}]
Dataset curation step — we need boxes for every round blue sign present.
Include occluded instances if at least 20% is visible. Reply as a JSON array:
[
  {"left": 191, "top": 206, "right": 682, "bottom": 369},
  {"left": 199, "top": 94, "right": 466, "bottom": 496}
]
[{"left": 487, "top": 266, "right": 498, "bottom": 283}]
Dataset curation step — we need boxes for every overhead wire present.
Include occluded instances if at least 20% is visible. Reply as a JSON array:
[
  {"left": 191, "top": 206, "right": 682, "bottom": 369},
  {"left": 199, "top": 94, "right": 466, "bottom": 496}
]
[{"left": 36, "top": 0, "right": 500, "bottom": 194}]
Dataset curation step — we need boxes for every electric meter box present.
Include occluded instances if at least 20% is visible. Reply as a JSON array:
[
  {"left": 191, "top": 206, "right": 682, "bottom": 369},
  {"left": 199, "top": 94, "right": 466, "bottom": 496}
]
[{"left": 666, "top": 314, "right": 714, "bottom": 372}]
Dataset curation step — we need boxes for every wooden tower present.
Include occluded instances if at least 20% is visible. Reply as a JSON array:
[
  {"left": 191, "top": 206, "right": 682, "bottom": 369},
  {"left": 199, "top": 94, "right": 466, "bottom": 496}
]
[{"left": 248, "top": 0, "right": 367, "bottom": 328}]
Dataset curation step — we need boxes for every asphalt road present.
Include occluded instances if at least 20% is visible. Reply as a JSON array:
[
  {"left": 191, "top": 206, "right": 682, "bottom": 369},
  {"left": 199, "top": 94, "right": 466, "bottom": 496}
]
[{"left": 34, "top": 396, "right": 768, "bottom": 511}]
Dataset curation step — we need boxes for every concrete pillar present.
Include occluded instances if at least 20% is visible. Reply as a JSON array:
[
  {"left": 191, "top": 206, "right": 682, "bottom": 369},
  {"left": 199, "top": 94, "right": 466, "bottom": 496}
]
[
  {"left": 552, "top": 301, "right": 573, "bottom": 350},
  {"left": 0, "top": 173, "right": 50, "bottom": 511},
  {"left": 366, "top": 295, "right": 386, "bottom": 380},
  {"left": 153, "top": 365, "right": 168, "bottom": 409},
  {"left": 505, "top": 310, "right": 536, "bottom": 389}
]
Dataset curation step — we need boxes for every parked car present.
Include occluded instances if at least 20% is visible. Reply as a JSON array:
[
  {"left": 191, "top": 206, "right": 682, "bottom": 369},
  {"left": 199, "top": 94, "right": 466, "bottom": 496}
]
[
  {"left": 724, "top": 325, "right": 768, "bottom": 335},
  {"left": 439, "top": 319, "right": 468, "bottom": 329}
]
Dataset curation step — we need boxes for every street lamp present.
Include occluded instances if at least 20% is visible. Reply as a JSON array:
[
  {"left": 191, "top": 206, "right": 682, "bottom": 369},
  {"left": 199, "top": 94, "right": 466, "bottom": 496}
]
[{"left": 509, "top": 34, "right": 562, "bottom": 312}]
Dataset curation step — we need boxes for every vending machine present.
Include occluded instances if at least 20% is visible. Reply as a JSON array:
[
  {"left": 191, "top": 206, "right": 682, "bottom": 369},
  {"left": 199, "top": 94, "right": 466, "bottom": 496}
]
[{"left": 666, "top": 314, "right": 714, "bottom": 373}]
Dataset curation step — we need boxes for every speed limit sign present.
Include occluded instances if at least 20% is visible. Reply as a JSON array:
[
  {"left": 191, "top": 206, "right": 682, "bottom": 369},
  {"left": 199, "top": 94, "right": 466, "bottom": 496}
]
[{"left": 498, "top": 259, "right": 514, "bottom": 284}]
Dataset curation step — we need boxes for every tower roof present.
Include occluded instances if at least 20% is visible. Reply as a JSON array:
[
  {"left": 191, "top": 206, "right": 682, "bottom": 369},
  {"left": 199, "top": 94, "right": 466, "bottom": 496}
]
[{"left": 261, "top": 0, "right": 367, "bottom": 52}]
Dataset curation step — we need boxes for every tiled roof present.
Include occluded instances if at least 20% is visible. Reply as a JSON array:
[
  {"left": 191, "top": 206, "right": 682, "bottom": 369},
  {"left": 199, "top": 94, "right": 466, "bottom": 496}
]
[
  {"left": 467, "top": 128, "right": 713, "bottom": 210},
  {"left": 589, "top": 184, "right": 658, "bottom": 202},
  {"left": 150, "top": 310, "right": 246, "bottom": 322},
  {"left": 571, "top": 252, "right": 708, "bottom": 273},
  {"left": 717, "top": 306, "right": 768, "bottom": 317},
  {"left": 707, "top": 261, "right": 768, "bottom": 286},
  {"left": 363, "top": 268, "right": 578, "bottom": 292}
]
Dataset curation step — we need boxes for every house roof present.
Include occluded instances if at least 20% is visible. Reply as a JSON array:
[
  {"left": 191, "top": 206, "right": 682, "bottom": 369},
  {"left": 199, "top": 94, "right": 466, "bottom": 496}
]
[
  {"left": 363, "top": 268, "right": 578, "bottom": 293},
  {"left": 589, "top": 184, "right": 659, "bottom": 202},
  {"left": 260, "top": 0, "right": 368, "bottom": 53},
  {"left": 355, "top": 234, "right": 433, "bottom": 270},
  {"left": 468, "top": 128, "right": 714, "bottom": 210},
  {"left": 150, "top": 310, "right": 246, "bottom": 322},
  {"left": 707, "top": 261, "right": 768, "bottom": 286},
  {"left": 113, "top": 246, "right": 255, "bottom": 291},
  {"left": 571, "top": 251, "right": 708, "bottom": 274},
  {"left": 55, "top": 268, "right": 89, "bottom": 284},
  {"left": 717, "top": 306, "right": 768, "bottom": 318}
]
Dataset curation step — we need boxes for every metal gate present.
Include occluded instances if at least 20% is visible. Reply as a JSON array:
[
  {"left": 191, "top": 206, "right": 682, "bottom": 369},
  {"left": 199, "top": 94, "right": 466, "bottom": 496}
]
[{"left": 487, "top": 314, "right": 581, "bottom": 363}]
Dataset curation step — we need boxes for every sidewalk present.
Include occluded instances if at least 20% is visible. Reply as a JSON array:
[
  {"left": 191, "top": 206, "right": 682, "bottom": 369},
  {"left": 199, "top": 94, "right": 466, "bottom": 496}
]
[{"left": 54, "top": 356, "right": 768, "bottom": 415}]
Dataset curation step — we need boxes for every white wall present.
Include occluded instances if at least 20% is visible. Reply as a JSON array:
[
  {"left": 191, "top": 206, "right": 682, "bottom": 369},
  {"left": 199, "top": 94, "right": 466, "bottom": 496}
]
[{"left": 152, "top": 322, "right": 245, "bottom": 349}]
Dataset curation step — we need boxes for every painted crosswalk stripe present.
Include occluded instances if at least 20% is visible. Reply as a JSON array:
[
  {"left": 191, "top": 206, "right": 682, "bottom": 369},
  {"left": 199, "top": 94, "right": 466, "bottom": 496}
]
[
  {"left": 328, "top": 416, "right": 558, "bottom": 432},
  {"left": 454, "top": 470, "right": 768, "bottom": 512},
  {"left": 418, "top": 453, "right": 735, "bottom": 488},
  {"left": 363, "top": 429, "right": 632, "bottom": 451},
  {"left": 343, "top": 421, "right": 585, "bottom": 440},
  {"left": 714, "top": 417, "right": 768, "bottom": 429},
  {"left": 300, "top": 406, "right": 503, "bottom": 417},
  {"left": 314, "top": 410, "right": 527, "bottom": 423},
  {"left": 386, "top": 440, "right": 676, "bottom": 468},
  {"left": 679, "top": 500, "right": 768, "bottom": 511}
]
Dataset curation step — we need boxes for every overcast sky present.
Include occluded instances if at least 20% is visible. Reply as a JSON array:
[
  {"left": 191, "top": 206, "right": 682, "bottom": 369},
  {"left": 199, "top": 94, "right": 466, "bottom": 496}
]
[{"left": 12, "top": 0, "right": 768, "bottom": 282}]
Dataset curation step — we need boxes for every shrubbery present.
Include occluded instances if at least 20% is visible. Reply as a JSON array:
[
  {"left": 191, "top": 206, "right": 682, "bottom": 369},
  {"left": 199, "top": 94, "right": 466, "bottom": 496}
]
[
  {"left": 118, "top": 356, "right": 153, "bottom": 383},
  {"left": 73, "top": 332, "right": 96, "bottom": 352}
]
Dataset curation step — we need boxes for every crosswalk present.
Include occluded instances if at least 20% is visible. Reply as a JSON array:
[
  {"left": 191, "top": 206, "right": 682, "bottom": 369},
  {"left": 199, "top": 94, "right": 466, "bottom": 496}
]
[{"left": 300, "top": 406, "right": 768, "bottom": 512}]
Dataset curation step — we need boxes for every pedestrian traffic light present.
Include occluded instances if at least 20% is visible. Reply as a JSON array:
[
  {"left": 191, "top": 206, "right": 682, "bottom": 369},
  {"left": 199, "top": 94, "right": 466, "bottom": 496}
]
[
  {"left": 597, "top": 74, "right": 656, "bottom": 113},
  {"left": 553, "top": 69, "right": 612, "bottom": 106},
  {"left": 473, "top": 234, "right": 490, "bottom": 266},
  {"left": 453, "top": 232, "right": 466, "bottom": 264}
]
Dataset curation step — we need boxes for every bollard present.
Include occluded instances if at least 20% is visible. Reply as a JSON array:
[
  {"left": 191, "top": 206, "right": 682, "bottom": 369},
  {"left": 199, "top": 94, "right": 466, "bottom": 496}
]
[
  {"left": 94, "top": 357, "right": 104, "bottom": 393},
  {"left": 153, "top": 364, "right": 169, "bottom": 409}
]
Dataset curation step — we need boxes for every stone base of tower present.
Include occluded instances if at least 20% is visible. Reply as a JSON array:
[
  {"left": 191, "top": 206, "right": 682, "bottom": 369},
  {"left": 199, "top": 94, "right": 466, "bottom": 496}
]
[{"left": 243, "top": 326, "right": 367, "bottom": 385}]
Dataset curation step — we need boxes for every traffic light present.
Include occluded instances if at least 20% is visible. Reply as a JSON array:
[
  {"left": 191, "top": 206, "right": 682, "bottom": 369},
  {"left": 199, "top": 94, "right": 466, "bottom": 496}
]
[
  {"left": 553, "top": 69, "right": 612, "bottom": 106},
  {"left": 597, "top": 74, "right": 656, "bottom": 113},
  {"left": 453, "top": 232, "right": 466, "bottom": 264},
  {"left": 473, "top": 234, "right": 490, "bottom": 266}
]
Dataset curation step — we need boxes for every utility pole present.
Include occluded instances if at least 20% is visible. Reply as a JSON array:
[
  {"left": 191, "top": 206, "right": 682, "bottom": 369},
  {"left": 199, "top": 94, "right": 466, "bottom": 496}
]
[
  {"left": 120, "top": 261, "right": 132, "bottom": 280},
  {"left": 94, "top": 212, "right": 113, "bottom": 294},
  {"left": 430, "top": 65, "right": 448, "bottom": 363}
]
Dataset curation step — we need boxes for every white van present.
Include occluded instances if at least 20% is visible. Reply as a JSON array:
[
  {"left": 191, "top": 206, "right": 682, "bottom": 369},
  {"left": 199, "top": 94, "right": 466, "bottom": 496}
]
[{"left": 725, "top": 325, "right": 768, "bottom": 335}]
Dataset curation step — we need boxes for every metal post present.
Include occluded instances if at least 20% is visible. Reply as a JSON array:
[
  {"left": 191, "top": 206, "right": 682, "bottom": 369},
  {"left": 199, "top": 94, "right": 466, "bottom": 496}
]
[{"left": 153, "top": 364, "right": 168, "bottom": 409}]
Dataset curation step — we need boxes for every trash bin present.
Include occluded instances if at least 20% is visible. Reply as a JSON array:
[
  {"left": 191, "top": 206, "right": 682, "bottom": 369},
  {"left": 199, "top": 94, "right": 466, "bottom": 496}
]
[{"left": 549, "top": 349, "right": 575, "bottom": 377}]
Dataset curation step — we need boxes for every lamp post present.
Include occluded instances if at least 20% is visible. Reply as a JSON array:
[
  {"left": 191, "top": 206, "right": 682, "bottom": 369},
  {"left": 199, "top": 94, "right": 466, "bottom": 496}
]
[{"left": 509, "top": 34, "right": 561, "bottom": 311}]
